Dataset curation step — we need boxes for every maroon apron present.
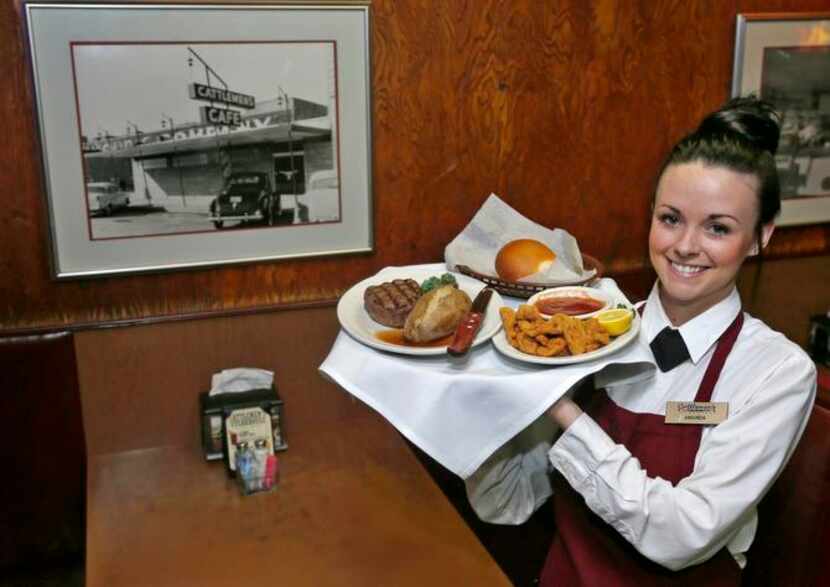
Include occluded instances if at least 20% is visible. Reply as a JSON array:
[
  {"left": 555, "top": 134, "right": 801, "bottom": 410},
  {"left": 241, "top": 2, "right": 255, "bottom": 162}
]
[{"left": 539, "top": 310, "right": 744, "bottom": 586}]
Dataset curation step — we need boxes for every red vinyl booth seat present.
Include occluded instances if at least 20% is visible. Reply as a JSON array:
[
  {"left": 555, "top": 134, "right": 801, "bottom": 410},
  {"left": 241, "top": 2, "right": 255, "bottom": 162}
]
[
  {"left": 743, "top": 384, "right": 830, "bottom": 586},
  {"left": 0, "top": 332, "right": 86, "bottom": 575}
]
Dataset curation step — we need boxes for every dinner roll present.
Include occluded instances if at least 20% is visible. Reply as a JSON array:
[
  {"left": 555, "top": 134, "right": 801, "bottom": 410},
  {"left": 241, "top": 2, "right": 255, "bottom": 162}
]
[{"left": 495, "top": 239, "right": 556, "bottom": 282}]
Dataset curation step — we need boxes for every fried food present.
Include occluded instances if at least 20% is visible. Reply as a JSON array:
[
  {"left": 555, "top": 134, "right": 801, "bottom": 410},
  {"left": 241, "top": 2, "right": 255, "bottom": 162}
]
[
  {"left": 584, "top": 318, "right": 611, "bottom": 345},
  {"left": 499, "top": 304, "right": 612, "bottom": 358},
  {"left": 500, "top": 307, "right": 517, "bottom": 344},
  {"left": 562, "top": 316, "right": 590, "bottom": 355},
  {"left": 516, "top": 304, "right": 542, "bottom": 321},
  {"left": 537, "top": 337, "right": 567, "bottom": 357},
  {"left": 517, "top": 332, "right": 539, "bottom": 355}
]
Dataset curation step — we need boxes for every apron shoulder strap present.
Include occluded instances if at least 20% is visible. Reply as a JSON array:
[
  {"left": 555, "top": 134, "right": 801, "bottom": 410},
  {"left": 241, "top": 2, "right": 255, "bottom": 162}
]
[{"left": 695, "top": 312, "right": 744, "bottom": 403}]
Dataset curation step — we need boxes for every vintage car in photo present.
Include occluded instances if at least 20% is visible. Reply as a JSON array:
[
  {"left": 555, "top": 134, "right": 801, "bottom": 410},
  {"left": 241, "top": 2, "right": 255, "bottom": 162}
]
[
  {"left": 86, "top": 181, "right": 130, "bottom": 217},
  {"left": 209, "top": 171, "right": 280, "bottom": 229}
]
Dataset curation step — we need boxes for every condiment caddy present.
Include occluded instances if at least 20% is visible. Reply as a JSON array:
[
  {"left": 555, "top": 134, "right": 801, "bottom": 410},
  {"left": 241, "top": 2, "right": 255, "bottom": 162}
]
[{"left": 199, "top": 383, "right": 287, "bottom": 495}]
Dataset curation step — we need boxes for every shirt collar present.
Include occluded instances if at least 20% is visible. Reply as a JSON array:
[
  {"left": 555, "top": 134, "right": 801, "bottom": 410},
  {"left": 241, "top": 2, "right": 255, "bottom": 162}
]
[{"left": 641, "top": 283, "right": 742, "bottom": 364}]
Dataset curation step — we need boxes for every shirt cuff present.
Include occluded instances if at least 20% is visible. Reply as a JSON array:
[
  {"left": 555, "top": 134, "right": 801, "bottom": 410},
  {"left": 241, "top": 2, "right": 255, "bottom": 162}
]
[{"left": 549, "top": 412, "right": 617, "bottom": 489}]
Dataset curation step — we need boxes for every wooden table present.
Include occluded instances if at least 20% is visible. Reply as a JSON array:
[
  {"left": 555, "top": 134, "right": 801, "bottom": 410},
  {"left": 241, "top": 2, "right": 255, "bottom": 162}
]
[
  {"left": 86, "top": 393, "right": 511, "bottom": 586},
  {"left": 79, "top": 308, "right": 511, "bottom": 585}
]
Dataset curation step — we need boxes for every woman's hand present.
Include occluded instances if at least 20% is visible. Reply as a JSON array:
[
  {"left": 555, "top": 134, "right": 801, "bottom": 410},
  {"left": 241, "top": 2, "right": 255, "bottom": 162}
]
[{"left": 547, "top": 396, "right": 583, "bottom": 430}]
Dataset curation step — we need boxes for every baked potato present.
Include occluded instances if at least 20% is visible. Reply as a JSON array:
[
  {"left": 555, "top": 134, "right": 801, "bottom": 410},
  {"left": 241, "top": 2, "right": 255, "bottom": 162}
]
[{"left": 403, "top": 285, "right": 472, "bottom": 343}]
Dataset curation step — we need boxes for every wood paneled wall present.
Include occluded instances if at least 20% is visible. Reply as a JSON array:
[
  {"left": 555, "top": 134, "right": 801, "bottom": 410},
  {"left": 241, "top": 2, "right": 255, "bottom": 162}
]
[
  {"left": 74, "top": 305, "right": 343, "bottom": 456},
  {"left": 2, "top": 0, "right": 829, "bottom": 330}
]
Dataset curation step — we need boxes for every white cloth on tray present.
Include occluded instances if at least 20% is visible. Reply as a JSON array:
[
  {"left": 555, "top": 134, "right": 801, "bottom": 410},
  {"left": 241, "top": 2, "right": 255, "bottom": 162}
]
[{"left": 319, "top": 263, "right": 655, "bottom": 478}]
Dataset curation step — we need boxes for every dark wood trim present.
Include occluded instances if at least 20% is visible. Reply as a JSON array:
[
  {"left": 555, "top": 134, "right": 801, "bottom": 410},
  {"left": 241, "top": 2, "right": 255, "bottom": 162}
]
[
  {"left": 4, "top": 249, "right": 828, "bottom": 337},
  {"left": 0, "top": 296, "right": 339, "bottom": 337}
]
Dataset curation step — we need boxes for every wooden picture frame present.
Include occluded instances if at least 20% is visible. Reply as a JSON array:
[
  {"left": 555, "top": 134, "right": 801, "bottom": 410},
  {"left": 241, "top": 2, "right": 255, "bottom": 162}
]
[{"left": 23, "top": 2, "right": 373, "bottom": 278}]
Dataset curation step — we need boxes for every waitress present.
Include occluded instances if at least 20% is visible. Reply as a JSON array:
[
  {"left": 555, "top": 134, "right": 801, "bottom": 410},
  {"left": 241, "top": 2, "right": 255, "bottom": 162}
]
[{"left": 465, "top": 96, "right": 817, "bottom": 585}]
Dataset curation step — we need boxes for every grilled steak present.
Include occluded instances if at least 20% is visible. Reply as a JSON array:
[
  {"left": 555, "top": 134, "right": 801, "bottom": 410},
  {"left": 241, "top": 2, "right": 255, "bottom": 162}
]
[{"left": 364, "top": 278, "right": 422, "bottom": 327}]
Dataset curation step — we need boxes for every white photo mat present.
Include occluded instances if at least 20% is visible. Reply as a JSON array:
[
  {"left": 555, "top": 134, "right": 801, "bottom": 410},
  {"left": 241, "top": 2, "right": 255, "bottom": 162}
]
[{"left": 24, "top": 2, "right": 373, "bottom": 278}]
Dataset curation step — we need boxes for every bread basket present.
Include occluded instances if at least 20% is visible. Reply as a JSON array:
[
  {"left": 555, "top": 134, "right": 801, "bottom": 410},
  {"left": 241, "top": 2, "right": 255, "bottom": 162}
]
[{"left": 455, "top": 254, "right": 604, "bottom": 299}]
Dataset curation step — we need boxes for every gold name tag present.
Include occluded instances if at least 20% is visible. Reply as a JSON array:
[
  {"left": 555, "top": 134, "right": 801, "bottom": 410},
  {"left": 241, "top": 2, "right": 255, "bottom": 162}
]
[{"left": 665, "top": 401, "right": 728, "bottom": 425}]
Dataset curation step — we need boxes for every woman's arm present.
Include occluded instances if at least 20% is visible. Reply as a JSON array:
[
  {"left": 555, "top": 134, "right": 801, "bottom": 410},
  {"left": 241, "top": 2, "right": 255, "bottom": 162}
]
[
  {"left": 547, "top": 396, "right": 583, "bottom": 429},
  {"left": 548, "top": 351, "right": 816, "bottom": 570}
]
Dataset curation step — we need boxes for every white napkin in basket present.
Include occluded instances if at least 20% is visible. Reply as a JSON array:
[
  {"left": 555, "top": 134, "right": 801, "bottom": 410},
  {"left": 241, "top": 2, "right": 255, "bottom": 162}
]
[{"left": 444, "top": 194, "right": 595, "bottom": 284}]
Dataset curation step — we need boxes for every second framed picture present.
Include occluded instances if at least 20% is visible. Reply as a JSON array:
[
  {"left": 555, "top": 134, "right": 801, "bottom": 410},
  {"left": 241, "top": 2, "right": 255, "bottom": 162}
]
[
  {"left": 24, "top": 2, "right": 373, "bottom": 278},
  {"left": 733, "top": 12, "right": 830, "bottom": 226}
]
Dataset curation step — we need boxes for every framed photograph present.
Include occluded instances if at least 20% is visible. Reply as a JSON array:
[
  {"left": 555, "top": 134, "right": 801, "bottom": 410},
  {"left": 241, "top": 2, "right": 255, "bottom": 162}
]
[
  {"left": 733, "top": 13, "right": 830, "bottom": 226},
  {"left": 23, "top": 2, "right": 373, "bottom": 278}
]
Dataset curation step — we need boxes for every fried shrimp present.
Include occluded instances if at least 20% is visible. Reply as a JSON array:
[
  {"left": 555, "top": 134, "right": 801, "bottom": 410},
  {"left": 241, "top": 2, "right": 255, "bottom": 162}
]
[
  {"left": 500, "top": 304, "right": 613, "bottom": 358},
  {"left": 516, "top": 304, "right": 542, "bottom": 321},
  {"left": 562, "top": 318, "right": 589, "bottom": 355},
  {"left": 517, "top": 332, "right": 539, "bottom": 354},
  {"left": 584, "top": 318, "right": 611, "bottom": 346},
  {"left": 500, "top": 307, "right": 517, "bottom": 343}
]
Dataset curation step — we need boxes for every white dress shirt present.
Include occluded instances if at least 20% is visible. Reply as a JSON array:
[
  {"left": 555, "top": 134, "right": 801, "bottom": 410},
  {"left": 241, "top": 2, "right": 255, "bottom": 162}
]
[{"left": 465, "top": 285, "right": 817, "bottom": 571}]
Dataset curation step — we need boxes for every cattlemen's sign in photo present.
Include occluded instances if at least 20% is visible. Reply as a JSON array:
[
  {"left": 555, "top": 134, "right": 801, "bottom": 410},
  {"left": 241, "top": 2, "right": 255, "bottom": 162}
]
[{"left": 188, "top": 82, "right": 256, "bottom": 109}]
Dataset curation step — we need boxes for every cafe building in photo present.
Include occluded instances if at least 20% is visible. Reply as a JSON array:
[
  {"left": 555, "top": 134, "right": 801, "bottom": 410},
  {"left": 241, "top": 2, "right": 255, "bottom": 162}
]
[{"left": 82, "top": 93, "right": 335, "bottom": 212}]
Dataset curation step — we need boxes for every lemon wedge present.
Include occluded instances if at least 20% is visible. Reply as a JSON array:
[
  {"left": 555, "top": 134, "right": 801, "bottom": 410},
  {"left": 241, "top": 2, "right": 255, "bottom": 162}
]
[{"left": 597, "top": 309, "right": 633, "bottom": 336}]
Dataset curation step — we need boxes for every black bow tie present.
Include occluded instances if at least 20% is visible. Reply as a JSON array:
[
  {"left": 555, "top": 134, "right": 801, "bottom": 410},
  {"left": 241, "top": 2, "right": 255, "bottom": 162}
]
[{"left": 650, "top": 327, "right": 690, "bottom": 372}]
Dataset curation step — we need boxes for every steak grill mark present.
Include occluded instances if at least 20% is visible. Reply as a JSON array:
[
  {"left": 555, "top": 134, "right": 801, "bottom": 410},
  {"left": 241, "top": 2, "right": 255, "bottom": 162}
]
[{"left": 364, "top": 279, "right": 422, "bottom": 328}]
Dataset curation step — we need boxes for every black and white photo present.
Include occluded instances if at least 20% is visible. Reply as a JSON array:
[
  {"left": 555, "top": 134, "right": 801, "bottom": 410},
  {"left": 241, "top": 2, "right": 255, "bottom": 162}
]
[{"left": 76, "top": 42, "right": 340, "bottom": 239}]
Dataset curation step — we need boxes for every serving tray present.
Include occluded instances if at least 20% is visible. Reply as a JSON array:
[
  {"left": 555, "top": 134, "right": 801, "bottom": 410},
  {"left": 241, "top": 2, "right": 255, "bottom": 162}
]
[{"left": 455, "top": 254, "right": 604, "bottom": 299}]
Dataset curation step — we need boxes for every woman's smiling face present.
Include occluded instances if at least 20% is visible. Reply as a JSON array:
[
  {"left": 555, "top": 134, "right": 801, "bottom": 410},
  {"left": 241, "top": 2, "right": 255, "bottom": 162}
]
[{"left": 649, "top": 161, "right": 774, "bottom": 325}]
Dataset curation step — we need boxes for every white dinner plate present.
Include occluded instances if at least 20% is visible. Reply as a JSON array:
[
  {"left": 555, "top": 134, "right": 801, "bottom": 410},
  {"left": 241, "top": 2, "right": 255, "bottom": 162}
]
[
  {"left": 491, "top": 311, "right": 641, "bottom": 365},
  {"left": 337, "top": 267, "right": 504, "bottom": 356}
]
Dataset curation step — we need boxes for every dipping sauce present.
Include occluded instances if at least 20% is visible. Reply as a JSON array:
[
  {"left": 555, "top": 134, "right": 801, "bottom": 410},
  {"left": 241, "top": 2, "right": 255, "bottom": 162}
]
[
  {"left": 535, "top": 296, "right": 606, "bottom": 316},
  {"left": 375, "top": 330, "right": 454, "bottom": 348}
]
